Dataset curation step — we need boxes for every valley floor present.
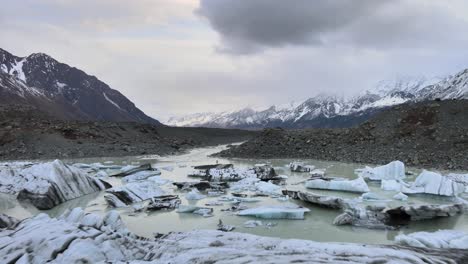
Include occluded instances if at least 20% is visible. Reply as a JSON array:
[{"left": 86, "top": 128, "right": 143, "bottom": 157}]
[{"left": 0, "top": 105, "right": 255, "bottom": 160}]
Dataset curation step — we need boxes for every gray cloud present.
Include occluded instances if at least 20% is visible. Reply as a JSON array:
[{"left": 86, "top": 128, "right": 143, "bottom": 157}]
[{"left": 197, "top": 0, "right": 468, "bottom": 54}]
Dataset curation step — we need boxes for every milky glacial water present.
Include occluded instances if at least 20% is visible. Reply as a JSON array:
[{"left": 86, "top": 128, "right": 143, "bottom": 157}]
[{"left": 0, "top": 144, "right": 467, "bottom": 245}]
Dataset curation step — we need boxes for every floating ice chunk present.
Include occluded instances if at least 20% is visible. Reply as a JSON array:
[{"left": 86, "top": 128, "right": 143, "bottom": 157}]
[
  {"left": 120, "top": 165, "right": 138, "bottom": 172},
  {"left": 229, "top": 177, "right": 281, "bottom": 196},
  {"left": 446, "top": 173, "right": 468, "bottom": 189},
  {"left": 104, "top": 181, "right": 166, "bottom": 207},
  {"left": 305, "top": 177, "right": 370, "bottom": 193},
  {"left": 244, "top": 220, "right": 263, "bottom": 228},
  {"left": 122, "top": 170, "right": 161, "bottom": 183},
  {"left": 205, "top": 201, "right": 223, "bottom": 206},
  {"left": 94, "top": 170, "right": 109, "bottom": 178},
  {"left": 159, "top": 166, "right": 174, "bottom": 172},
  {"left": 177, "top": 205, "right": 213, "bottom": 217},
  {"left": 380, "top": 179, "right": 409, "bottom": 191},
  {"left": 356, "top": 161, "right": 405, "bottom": 181},
  {"left": 147, "top": 176, "right": 171, "bottom": 186},
  {"left": 238, "top": 205, "right": 310, "bottom": 220},
  {"left": 185, "top": 189, "right": 206, "bottom": 200},
  {"left": 254, "top": 181, "right": 281, "bottom": 195},
  {"left": 176, "top": 205, "right": 200, "bottom": 213},
  {"left": 217, "top": 220, "right": 235, "bottom": 232},
  {"left": 147, "top": 195, "right": 181, "bottom": 211},
  {"left": 393, "top": 192, "right": 408, "bottom": 201},
  {"left": 403, "top": 170, "right": 465, "bottom": 196},
  {"left": 310, "top": 169, "right": 326, "bottom": 177},
  {"left": 395, "top": 230, "right": 468, "bottom": 249},
  {"left": 289, "top": 162, "right": 315, "bottom": 172},
  {"left": 361, "top": 192, "right": 384, "bottom": 201}
]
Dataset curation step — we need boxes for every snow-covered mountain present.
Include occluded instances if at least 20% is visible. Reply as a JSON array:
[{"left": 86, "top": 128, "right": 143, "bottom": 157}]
[
  {"left": 0, "top": 48, "right": 159, "bottom": 124},
  {"left": 166, "top": 71, "right": 468, "bottom": 129}
]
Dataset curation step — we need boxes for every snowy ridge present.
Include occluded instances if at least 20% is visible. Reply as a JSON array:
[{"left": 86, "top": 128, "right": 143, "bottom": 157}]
[{"left": 166, "top": 72, "right": 468, "bottom": 129}]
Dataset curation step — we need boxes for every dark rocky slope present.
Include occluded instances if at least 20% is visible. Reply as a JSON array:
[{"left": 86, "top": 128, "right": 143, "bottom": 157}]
[
  {"left": 0, "top": 48, "right": 159, "bottom": 124},
  {"left": 0, "top": 105, "right": 255, "bottom": 160},
  {"left": 217, "top": 100, "right": 468, "bottom": 170}
]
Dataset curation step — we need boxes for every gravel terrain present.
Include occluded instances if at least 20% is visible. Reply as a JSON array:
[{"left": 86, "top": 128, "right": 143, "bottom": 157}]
[
  {"left": 0, "top": 105, "right": 256, "bottom": 160},
  {"left": 217, "top": 100, "right": 468, "bottom": 170}
]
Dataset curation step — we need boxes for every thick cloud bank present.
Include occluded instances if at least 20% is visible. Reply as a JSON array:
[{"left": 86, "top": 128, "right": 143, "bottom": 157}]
[{"left": 198, "top": 0, "right": 468, "bottom": 54}]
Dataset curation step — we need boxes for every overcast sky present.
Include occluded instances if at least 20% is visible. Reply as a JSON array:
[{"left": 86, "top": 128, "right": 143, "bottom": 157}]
[{"left": 2, "top": 0, "right": 468, "bottom": 120}]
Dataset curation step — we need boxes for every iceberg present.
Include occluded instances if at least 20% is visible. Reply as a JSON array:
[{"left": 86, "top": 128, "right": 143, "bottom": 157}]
[
  {"left": 238, "top": 205, "right": 310, "bottom": 220},
  {"left": 173, "top": 181, "right": 228, "bottom": 191},
  {"left": 334, "top": 203, "right": 466, "bottom": 229},
  {"left": 361, "top": 192, "right": 384, "bottom": 201},
  {"left": 356, "top": 161, "right": 405, "bottom": 181},
  {"left": 243, "top": 220, "right": 263, "bottom": 228},
  {"left": 189, "top": 164, "right": 279, "bottom": 182},
  {"left": 177, "top": 205, "right": 213, "bottom": 217},
  {"left": 403, "top": 170, "right": 465, "bottom": 196},
  {"left": 305, "top": 177, "right": 370, "bottom": 193},
  {"left": 104, "top": 181, "right": 166, "bottom": 207},
  {"left": 121, "top": 169, "right": 162, "bottom": 183},
  {"left": 393, "top": 192, "right": 408, "bottom": 201},
  {"left": 395, "top": 230, "right": 468, "bottom": 249},
  {"left": 289, "top": 162, "right": 315, "bottom": 172},
  {"left": 381, "top": 179, "right": 403, "bottom": 191},
  {"left": 0, "top": 160, "right": 110, "bottom": 209},
  {"left": 185, "top": 189, "right": 206, "bottom": 200},
  {"left": 111, "top": 163, "right": 155, "bottom": 177},
  {"left": 229, "top": 177, "right": 281, "bottom": 196},
  {"left": 310, "top": 169, "right": 326, "bottom": 177},
  {"left": 284, "top": 190, "right": 346, "bottom": 209},
  {"left": 217, "top": 219, "right": 235, "bottom": 232},
  {"left": 146, "top": 195, "right": 181, "bottom": 211}
]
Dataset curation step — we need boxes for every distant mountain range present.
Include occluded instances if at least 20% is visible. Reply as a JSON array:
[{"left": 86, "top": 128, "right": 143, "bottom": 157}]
[
  {"left": 166, "top": 71, "right": 468, "bottom": 129},
  {"left": 0, "top": 48, "right": 159, "bottom": 124}
]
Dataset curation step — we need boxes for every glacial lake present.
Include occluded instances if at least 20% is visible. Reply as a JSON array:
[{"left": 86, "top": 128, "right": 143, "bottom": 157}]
[{"left": 1, "top": 144, "right": 467, "bottom": 245}]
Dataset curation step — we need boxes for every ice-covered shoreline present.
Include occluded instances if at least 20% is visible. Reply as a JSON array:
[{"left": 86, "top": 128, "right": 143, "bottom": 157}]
[{"left": 0, "top": 208, "right": 467, "bottom": 264}]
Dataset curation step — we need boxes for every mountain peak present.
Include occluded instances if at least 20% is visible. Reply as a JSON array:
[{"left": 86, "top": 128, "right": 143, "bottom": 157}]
[
  {"left": 0, "top": 48, "right": 160, "bottom": 125},
  {"left": 166, "top": 71, "right": 468, "bottom": 129}
]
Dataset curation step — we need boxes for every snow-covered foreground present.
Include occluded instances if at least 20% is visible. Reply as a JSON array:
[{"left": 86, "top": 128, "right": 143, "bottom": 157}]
[{"left": 0, "top": 209, "right": 467, "bottom": 264}]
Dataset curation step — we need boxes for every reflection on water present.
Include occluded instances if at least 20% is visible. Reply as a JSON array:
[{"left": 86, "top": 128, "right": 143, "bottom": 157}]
[{"left": 0, "top": 144, "right": 467, "bottom": 245}]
